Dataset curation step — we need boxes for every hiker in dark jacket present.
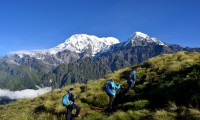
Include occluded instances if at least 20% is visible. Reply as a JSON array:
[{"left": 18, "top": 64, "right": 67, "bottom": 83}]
[
  {"left": 62, "top": 88, "right": 81, "bottom": 120},
  {"left": 105, "top": 79, "right": 120, "bottom": 109},
  {"left": 127, "top": 70, "right": 136, "bottom": 91}
]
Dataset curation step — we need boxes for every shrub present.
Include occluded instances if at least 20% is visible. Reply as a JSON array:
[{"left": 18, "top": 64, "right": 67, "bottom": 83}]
[
  {"left": 54, "top": 104, "right": 66, "bottom": 114},
  {"left": 122, "top": 100, "right": 150, "bottom": 110},
  {"left": 108, "top": 111, "right": 130, "bottom": 120},
  {"left": 127, "top": 109, "right": 151, "bottom": 120},
  {"left": 152, "top": 110, "right": 176, "bottom": 120},
  {"left": 80, "top": 92, "right": 109, "bottom": 108},
  {"left": 167, "top": 102, "right": 178, "bottom": 112},
  {"left": 190, "top": 94, "right": 200, "bottom": 107},
  {"left": 37, "top": 112, "right": 57, "bottom": 120},
  {"left": 184, "top": 108, "right": 200, "bottom": 120},
  {"left": 77, "top": 111, "right": 107, "bottom": 120},
  {"left": 93, "top": 93, "right": 109, "bottom": 107},
  {"left": 80, "top": 85, "right": 87, "bottom": 93},
  {"left": 44, "top": 100, "right": 55, "bottom": 112},
  {"left": 124, "top": 90, "right": 135, "bottom": 99}
]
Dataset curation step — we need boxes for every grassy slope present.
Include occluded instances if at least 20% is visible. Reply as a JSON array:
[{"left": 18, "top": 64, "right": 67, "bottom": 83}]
[{"left": 1, "top": 52, "right": 200, "bottom": 120}]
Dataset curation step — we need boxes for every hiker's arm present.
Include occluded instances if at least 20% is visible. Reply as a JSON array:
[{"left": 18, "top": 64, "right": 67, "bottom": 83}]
[{"left": 115, "top": 84, "right": 120, "bottom": 89}]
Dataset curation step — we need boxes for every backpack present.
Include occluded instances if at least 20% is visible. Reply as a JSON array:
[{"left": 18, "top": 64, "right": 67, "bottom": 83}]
[
  {"left": 130, "top": 71, "right": 136, "bottom": 81},
  {"left": 62, "top": 93, "right": 74, "bottom": 106},
  {"left": 104, "top": 81, "right": 114, "bottom": 92}
]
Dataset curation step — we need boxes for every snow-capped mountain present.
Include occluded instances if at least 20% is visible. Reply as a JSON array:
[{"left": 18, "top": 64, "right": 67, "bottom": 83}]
[
  {"left": 49, "top": 34, "right": 120, "bottom": 56},
  {"left": 14, "top": 34, "right": 119, "bottom": 59},
  {"left": 13, "top": 32, "right": 166, "bottom": 59},
  {"left": 97, "top": 32, "right": 167, "bottom": 56},
  {"left": 124, "top": 32, "right": 166, "bottom": 47}
]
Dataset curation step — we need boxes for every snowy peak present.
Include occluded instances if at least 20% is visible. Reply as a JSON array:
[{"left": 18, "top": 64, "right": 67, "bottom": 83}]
[
  {"left": 50, "top": 34, "right": 120, "bottom": 56},
  {"left": 134, "top": 32, "right": 150, "bottom": 39},
  {"left": 14, "top": 34, "right": 120, "bottom": 58},
  {"left": 12, "top": 32, "right": 166, "bottom": 60},
  {"left": 124, "top": 32, "right": 166, "bottom": 46}
]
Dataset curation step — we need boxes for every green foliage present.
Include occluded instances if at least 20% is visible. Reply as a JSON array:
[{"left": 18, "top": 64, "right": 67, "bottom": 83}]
[
  {"left": 122, "top": 100, "right": 150, "bottom": 110},
  {"left": 152, "top": 110, "right": 176, "bottom": 120},
  {"left": 80, "top": 91, "right": 109, "bottom": 108},
  {"left": 186, "top": 108, "right": 200, "bottom": 120},
  {"left": 107, "top": 111, "right": 130, "bottom": 120},
  {"left": 77, "top": 111, "right": 107, "bottom": 120},
  {"left": 107, "top": 110, "right": 151, "bottom": 120},
  {"left": 127, "top": 109, "right": 151, "bottom": 120}
]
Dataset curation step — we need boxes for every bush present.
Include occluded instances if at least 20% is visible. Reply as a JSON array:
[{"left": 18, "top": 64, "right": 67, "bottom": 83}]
[
  {"left": 152, "top": 110, "right": 176, "bottom": 120},
  {"left": 190, "top": 94, "right": 200, "bottom": 107},
  {"left": 108, "top": 110, "right": 151, "bottom": 120},
  {"left": 183, "top": 108, "right": 200, "bottom": 120},
  {"left": 77, "top": 111, "right": 107, "bottom": 120},
  {"left": 108, "top": 111, "right": 130, "bottom": 120},
  {"left": 167, "top": 102, "right": 178, "bottom": 112},
  {"left": 93, "top": 93, "right": 109, "bottom": 107},
  {"left": 122, "top": 100, "right": 150, "bottom": 110},
  {"left": 80, "top": 91, "right": 109, "bottom": 108},
  {"left": 44, "top": 100, "right": 55, "bottom": 112},
  {"left": 54, "top": 104, "right": 66, "bottom": 114},
  {"left": 124, "top": 90, "right": 135, "bottom": 99},
  {"left": 127, "top": 109, "right": 151, "bottom": 120}
]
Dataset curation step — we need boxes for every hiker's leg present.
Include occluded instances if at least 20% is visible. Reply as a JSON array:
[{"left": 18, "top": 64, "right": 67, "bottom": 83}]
[
  {"left": 128, "top": 83, "right": 132, "bottom": 91},
  {"left": 109, "top": 94, "right": 114, "bottom": 109},
  {"left": 132, "top": 81, "right": 135, "bottom": 89},
  {"left": 72, "top": 104, "right": 81, "bottom": 117},
  {"left": 66, "top": 106, "right": 73, "bottom": 120},
  {"left": 129, "top": 81, "right": 135, "bottom": 90}
]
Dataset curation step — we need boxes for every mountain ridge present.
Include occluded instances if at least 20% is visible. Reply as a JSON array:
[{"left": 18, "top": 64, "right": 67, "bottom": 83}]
[
  {"left": 11, "top": 34, "right": 120, "bottom": 58},
  {"left": 0, "top": 32, "right": 200, "bottom": 90},
  {"left": 7, "top": 32, "right": 166, "bottom": 60}
]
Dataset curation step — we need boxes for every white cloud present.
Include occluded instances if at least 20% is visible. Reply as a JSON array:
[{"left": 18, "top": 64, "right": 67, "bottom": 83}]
[{"left": 0, "top": 87, "right": 52, "bottom": 100}]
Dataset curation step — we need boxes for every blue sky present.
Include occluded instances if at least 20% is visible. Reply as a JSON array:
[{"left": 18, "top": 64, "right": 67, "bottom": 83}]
[{"left": 0, "top": 0, "right": 200, "bottom": 56}]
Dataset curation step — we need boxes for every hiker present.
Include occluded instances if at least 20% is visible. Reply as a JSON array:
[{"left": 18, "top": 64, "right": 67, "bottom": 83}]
[
  {"left": 104, "top": 79, "right": 120, "bottom": 109},
  {"left": 127, "top": 70, "right": 136, "bottom": 91},
  {"left": 62, "top": 88, "right": 81, "bottom": 120}
]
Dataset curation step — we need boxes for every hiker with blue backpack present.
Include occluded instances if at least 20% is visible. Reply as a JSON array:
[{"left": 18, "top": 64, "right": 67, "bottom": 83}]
[
  {"left": 127, "top": 70, "right": 137, "bottom": 91},
  {"left": 104, "top": 79, "right": 120, "bottom": 109},
  {"left": 62, "top": 88, "right": 81, "bottom": 120}
]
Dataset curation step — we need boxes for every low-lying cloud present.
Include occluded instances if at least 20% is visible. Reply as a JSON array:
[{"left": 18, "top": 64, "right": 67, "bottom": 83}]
[{"left": 0, "top": 87, "right": 52, "bottom": 100}]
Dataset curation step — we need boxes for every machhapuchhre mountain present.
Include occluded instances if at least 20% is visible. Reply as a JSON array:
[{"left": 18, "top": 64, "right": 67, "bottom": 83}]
[{"left": 0, "top": 32, "right": 199, "bottom": 90}]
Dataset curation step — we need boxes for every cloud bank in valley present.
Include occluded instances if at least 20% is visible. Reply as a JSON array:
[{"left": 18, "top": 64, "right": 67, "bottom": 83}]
[{"left": 0, "top": 87, "right": 52, "bottom": 100}]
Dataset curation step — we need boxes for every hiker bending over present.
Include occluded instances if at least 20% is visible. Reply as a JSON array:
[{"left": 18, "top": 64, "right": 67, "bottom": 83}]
[
  {"left": 105, "top": 79, "right": 120, "bottom": 109},
  {"left": 127, "top": 70, "right": 136, "bottom": 91},
  {"left": 62, "top": 88, "right": 81, "bottom": 120}
]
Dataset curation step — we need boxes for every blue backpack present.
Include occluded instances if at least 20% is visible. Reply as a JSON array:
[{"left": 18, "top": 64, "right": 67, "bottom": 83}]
[
  {"left": 62, "top": 93, "right": 74, "bottom": 106},
  {"left": 130, "top": 71, "right": 136, "bottom": 80}
]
